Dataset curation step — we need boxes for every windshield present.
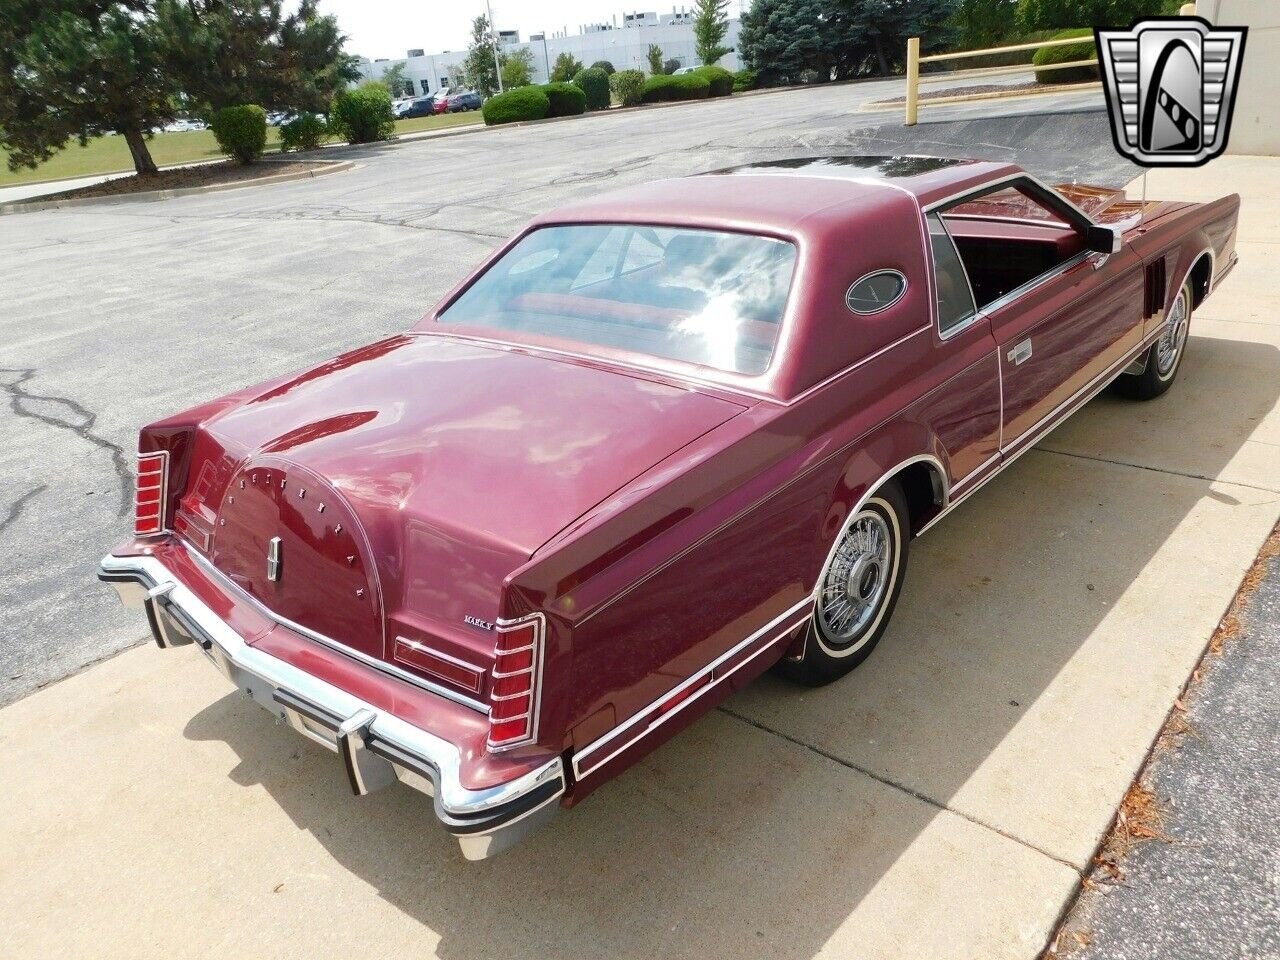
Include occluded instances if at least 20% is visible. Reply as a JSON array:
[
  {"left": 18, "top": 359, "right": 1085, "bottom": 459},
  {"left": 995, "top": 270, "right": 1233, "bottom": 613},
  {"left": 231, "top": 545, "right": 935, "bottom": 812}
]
[{"left": 437, "top": 224, "right": 797, "bottom": 376}]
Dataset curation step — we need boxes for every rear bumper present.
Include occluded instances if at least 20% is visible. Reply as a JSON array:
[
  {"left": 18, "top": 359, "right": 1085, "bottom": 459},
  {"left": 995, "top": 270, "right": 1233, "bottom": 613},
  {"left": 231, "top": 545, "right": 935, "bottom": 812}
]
[{"left": 98, "top": 552, "right": 565, "bottom": 860}]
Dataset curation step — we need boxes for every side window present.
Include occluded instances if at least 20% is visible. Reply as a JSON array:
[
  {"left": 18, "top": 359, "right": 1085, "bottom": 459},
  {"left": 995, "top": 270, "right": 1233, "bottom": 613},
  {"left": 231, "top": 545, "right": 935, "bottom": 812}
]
[{"left": 927, "top": 213, "right": 977, "bottom": 335}]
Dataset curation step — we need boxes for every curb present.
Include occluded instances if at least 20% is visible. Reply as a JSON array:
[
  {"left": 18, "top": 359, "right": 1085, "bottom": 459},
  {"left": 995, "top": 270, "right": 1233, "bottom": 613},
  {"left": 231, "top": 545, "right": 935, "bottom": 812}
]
[
  {"left": 857, "top": 80, "right": 1103, "bottom": 114},
  {"left": 0, "top": 159, "right": 356, "bottom": 216}
]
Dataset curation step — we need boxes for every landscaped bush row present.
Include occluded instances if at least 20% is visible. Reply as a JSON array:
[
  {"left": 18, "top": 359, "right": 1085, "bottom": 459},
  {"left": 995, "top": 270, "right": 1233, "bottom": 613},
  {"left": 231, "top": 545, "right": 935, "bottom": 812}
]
[
  {"left": 1032, "top": 28, "right": 1099, "bottom": 85},
  {"left": 641, "top": 73, "right": 710, "bottom": 103},
  {"left": 482, "top": 81, "right": 586, "bottom": 125},
  {"left": 279, "top": 113, "right": 329, "bottom": 152},
  {"left": 483, "top": 64, "right": 739, "bottom": 125}
]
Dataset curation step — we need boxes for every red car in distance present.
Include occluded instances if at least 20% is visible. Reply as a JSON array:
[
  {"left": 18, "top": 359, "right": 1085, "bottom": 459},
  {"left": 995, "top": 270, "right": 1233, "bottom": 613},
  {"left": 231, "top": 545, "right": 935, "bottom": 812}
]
[{"left": 100, "top": 156, "right": 1240, "bottom": 859}]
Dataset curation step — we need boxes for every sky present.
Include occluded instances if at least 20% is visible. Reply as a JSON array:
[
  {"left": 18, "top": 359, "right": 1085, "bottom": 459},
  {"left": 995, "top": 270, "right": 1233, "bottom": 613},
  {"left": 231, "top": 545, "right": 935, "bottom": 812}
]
[{"left": 316, "top": 0, "right": 749, "bottom": 61}]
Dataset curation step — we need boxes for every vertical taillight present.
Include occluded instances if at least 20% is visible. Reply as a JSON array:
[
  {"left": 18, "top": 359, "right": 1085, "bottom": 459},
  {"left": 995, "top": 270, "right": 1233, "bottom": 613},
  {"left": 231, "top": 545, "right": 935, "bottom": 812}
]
[
  {"left": 135, "top": 451, "right": 170, "bottom": 536},
  {"left": 487, "top": 614, "right": 544, "bottom": 750}
]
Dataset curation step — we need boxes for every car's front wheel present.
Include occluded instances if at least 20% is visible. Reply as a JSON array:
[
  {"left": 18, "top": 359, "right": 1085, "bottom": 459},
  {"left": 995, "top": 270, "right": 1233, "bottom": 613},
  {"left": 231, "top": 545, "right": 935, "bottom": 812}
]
[
  {"left": 1114, "top": 278, "right": 1193, "bottom": 400},
  {"left": 777, "top": 480, "right": 910, "bottom": 686}
]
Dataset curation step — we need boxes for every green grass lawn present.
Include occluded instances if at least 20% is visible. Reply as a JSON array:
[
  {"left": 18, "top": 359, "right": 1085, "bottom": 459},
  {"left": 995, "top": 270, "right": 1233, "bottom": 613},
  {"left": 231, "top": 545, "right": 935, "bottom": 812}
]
[{"left": 0, "top": 112, "right": 483, "bottom": 187}]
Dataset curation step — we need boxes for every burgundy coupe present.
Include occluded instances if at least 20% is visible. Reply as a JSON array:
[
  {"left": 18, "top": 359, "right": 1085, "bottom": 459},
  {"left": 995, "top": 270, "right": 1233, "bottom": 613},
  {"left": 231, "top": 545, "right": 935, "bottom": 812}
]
[{"left": 100, "top": 156, "right": 1240, "bottom": 858}]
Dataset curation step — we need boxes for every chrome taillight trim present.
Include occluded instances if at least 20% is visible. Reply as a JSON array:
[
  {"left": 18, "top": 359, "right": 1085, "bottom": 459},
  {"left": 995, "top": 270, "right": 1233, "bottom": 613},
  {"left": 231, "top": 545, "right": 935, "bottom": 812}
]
[
  {"left": 486, "top": 612, "right": 545, "bottom": 752},
  {"left": 135, "top": 450, "right": 171, "bottom": 537}
]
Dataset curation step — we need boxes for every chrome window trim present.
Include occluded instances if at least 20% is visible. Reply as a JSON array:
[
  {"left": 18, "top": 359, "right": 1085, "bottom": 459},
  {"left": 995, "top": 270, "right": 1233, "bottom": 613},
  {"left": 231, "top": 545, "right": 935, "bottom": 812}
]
[
  {"left": 183, "top": 544, "right": 489, "bottom": 714},
  {"left": 486, "top": 611, "right": 547, "bottom": 751},
  {"left": 926, "top": 212, "right": 980, "bottom": 339},
  {"left": 845, "top": 269, "right": 909, "bottom": 315},
  {"left": 977, "top": 251, "right": 1092, "bottom": 317},
  {"left": 922, "top": 172, "right": 1097, "bottom": 226},
  {"left": 572, "top": 596, "right": 814, "bottom": 779}
]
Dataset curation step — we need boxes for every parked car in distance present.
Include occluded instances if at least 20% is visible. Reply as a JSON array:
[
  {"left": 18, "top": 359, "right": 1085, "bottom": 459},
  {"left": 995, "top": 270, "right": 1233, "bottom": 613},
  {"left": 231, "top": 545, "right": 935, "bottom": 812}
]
[
  {"left": 671, "top": 65, "right": 700, "bottom": 75},
  {"left": 396, "top": 96, "right": 438, "bottom": 120},
  {"left": 447, "top": 91, "right": 483, "bottom": 112},
  {"left": 162, "top": 119, "right": 206, "bottom": 133},
  {"left": 100, "top": 155, "right": 1239, "bottom": 860}
]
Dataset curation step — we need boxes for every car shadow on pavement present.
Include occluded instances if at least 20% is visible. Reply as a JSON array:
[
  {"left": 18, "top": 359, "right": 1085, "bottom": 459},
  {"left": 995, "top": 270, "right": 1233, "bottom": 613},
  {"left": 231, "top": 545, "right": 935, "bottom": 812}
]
[{"left": 183, "top": 331, "right": 1280, "bottom": 960}]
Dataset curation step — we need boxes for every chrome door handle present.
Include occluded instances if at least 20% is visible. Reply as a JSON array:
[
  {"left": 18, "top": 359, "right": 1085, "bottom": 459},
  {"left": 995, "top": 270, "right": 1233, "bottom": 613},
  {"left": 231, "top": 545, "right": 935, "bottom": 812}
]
[{"left": 1007, "top": 339, "right": 1033, "bottom": 365}]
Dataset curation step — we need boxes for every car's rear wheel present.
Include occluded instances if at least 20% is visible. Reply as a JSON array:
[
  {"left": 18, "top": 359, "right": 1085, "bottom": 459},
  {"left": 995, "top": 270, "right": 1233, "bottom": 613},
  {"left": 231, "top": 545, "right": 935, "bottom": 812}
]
[
  {"left": 776, "top": 481, "right": 910, "bottom": 686},
  {"left": 1113, "top": 279, "right": 1193, "bottom": 401}
]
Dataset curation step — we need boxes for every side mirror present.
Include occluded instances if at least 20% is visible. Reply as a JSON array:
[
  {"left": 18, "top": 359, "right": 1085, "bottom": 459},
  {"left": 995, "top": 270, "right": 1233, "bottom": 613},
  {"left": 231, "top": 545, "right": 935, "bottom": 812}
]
[{"left": 1085, "top": 224, "right": 1123, "bottom": 255}]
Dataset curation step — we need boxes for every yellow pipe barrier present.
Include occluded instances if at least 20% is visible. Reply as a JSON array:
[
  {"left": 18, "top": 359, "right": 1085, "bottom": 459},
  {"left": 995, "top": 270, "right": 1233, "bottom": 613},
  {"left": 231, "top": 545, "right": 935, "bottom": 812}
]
[
  {"left": 904, "top": 34, "right": 1101, "bottom": 125},
  {"left": 917, "top": 57, "right": 1099, "bottom": 84},
  {"left": 906, "top": 37, "right": 920, "bottom": 126}
]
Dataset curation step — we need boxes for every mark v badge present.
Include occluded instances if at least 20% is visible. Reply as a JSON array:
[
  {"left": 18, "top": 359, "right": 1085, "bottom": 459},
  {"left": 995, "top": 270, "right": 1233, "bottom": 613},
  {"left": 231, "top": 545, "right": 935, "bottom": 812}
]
[{"left": 1096, "top": 16, "right": 1247, "bottom": 167}]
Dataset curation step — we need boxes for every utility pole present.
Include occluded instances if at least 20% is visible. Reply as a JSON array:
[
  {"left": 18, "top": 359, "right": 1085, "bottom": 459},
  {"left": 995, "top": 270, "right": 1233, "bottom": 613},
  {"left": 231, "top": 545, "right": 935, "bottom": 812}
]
[{"left": 487, "top": 0, "right": 504, "bottom": 93}]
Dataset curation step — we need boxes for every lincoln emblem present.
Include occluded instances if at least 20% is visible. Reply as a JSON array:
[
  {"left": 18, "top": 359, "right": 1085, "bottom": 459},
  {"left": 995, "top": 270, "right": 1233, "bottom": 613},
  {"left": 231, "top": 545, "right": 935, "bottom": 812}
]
[{"left": 267, "top": 536, "right": 283, "bottom": 582}]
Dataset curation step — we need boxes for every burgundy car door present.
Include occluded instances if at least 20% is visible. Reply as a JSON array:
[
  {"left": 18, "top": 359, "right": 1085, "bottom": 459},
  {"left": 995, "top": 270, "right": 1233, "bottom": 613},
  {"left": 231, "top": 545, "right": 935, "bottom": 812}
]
[{"left": 940, "top": 183, "right": 1145, "bottom": 451}]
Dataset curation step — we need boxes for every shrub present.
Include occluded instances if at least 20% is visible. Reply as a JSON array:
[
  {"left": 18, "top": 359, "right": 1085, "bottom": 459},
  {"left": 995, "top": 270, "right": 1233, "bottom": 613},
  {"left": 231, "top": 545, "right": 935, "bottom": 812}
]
[
  {"left": 482, "top": 86, "right": 551, "bottom": 125},
  {"left": 732, "top": 69, "right": 758, "bottom": 92},
  {"left": 572, "top": 67, "right": 611, "bottom": 110},
  {"left": 610, "top": 69, "right": 646, "bottom": 107},
  {"left": 210, "top": 104, "right": 267, "bottom": 164},
  {"left": 695, "top": 65, "right": 734, "bottom": 97},
  {"left": 641, "top": 73, "right": 711, "bottom": 103},
  {"left": 590, "top": 60, "right": 616, "bottom": 75},
  {"left": 329, "top": 82, "right": 396, "bottom": 143},
  {"left": 1032, "top": 28, "right": 1098, "bottom": 85},
  {"left": 279, "top": 113, "right": 329, "bottom": 152},
  {"left": 541, "top": 81, "right": 587, "bottom": 117}
]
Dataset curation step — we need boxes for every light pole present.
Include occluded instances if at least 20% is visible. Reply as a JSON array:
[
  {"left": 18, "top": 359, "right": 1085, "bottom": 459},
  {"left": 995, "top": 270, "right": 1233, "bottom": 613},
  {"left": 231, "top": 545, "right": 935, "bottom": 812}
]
[{"left": 486, "top": 0, "right": 504, "bottom": 93}]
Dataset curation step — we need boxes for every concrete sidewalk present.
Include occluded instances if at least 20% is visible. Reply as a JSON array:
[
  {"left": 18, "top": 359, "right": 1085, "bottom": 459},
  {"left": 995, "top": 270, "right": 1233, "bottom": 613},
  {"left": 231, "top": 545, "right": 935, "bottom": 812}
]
[{"left": 1, "top": 153, "right": 1276, "bottom": 959}]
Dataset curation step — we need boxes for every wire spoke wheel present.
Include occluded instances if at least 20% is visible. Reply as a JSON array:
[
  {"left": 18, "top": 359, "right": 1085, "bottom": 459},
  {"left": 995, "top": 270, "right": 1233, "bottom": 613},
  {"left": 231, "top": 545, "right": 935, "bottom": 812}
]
[
  {"left": 1156, "top": 290, "right": 1189, "bottom": 379},
  {"left": 816, "top": 508, "right": 895, "bottom": 649}
]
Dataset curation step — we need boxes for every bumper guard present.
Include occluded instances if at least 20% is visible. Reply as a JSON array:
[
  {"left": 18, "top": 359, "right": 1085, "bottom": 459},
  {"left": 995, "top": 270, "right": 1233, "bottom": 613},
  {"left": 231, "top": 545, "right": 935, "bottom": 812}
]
[{"left": 99, "top": 552, "right": 564, "bottom": 860}]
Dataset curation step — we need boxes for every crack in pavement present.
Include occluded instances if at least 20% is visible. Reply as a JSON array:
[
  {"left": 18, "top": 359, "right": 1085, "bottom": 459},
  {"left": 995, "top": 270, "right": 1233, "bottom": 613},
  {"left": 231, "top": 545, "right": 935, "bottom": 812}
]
[
  {"left": 0, "top": 368, "right": 131, "bottom": 516},
  {"left": 0, "top": 483, "right": 47, "bottom": 535},
  {"left": 717, "top": 703, "right": 1081, "bottom": 873}
]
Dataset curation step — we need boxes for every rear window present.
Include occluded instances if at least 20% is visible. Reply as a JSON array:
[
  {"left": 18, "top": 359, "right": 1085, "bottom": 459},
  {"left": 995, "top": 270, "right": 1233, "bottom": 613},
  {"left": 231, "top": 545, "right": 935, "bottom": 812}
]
[{"left": 437, "top": 224, "right": 797, "bottom": 375}]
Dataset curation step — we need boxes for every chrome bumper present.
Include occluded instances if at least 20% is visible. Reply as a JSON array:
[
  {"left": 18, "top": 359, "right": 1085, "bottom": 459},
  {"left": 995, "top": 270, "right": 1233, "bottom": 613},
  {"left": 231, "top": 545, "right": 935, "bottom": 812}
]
[{"left": 98, "top": 553, "right": 564, "bottom": 860}]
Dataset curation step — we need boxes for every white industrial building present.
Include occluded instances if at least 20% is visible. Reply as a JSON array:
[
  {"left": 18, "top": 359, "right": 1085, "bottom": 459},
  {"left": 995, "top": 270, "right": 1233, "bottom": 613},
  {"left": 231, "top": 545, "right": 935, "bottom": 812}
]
[{"left": 356, "top": 8, "right": 744, "bottom": 98}]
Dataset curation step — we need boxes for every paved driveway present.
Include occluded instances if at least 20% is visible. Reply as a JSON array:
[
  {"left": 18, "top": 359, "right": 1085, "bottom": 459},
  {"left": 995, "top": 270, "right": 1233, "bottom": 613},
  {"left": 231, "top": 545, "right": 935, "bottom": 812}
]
[{"left": 1, "top": 83, "right": 1276, "bottom": 959}]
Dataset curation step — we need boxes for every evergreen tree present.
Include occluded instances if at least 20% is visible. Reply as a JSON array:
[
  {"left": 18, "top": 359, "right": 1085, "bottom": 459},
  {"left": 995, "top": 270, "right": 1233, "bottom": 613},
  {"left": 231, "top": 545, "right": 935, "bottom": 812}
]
[
  {"left": 460, "top": 15, "right": 501, "bottom": 97},
  {"left": 951, "top": 0, "right": 1018, "bottom": 48},
  {"left": 1018, "top": 0, "right": 1167, "bottom": 29},
  {"left": 693, "top": 0, "right": 732, "bottom": 64},
  {"left": 0, "top": 1, "right": 178, "bottom": 175},
  {"left": 646, "top": 43, "right": 665, "bottom": 74},
  {"left": 739, "top": 0, "right": 834, "bottom": 85},
  {"left": 157, "top": 0, "right": 355, "bottom": 113}
]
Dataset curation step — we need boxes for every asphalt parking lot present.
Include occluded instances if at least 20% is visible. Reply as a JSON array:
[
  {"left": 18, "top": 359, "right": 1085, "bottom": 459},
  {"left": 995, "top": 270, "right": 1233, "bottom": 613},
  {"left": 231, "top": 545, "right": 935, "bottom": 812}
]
[{"left": 2, "top": 81, "right": 1277, "bottom": 959}]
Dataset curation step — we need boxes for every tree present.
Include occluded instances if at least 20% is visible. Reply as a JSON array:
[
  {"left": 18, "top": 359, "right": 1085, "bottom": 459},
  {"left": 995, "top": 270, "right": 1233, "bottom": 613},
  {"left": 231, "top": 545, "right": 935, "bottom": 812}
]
[
  {"left": 156, "top": 0, "right": 357, "bottom": 114},
  {"left": 950, "top": 0, "right": 1018, "bottom": 48},
  {"left": 828, "top": 0, "right": 959, "bottom": 76},
  {"left": 500, "top": 47, "right": 535, "bottom": 89},
  {"left": 550, "top": 51, "right": 584, "bottom": 82},
  {"left": 1017, "top": 0, "right": 1166, "bottom": 29},
  {"left": 460, "top": 15, "right": 501, "bottom": 97},
  {"left": 693, "top": 0, "right": 732, "bottom": 64},
  {"left": 0, "top": 1, "right": 177, "bottom": 175},
  {"left": 739, "top": 0, "right": 834, "bottom": 85},
  {"left": 380, "top": 61, "right": 410, "bottom": 98},
  {"left": 646, "top": 43, "right": 665, "bottom": 75}
]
